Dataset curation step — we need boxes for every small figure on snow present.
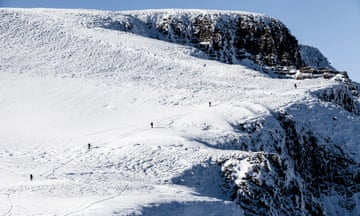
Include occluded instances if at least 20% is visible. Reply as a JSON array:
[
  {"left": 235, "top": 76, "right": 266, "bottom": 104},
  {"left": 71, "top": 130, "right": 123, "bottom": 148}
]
[
  {"left": 88, "top": 143, "right": 91, "bottom": 150},
  {"left": 30, "top": 174, "right": 33, "bottom": 181},
  {"left": 150, "top": 122, "right": 154, "bottom": 128},
  {"left": 294, "top": 83, "right": 297, "bottom": 89},
  {"left": 209, "top": 101, "right": 212, "bottom": 107}
]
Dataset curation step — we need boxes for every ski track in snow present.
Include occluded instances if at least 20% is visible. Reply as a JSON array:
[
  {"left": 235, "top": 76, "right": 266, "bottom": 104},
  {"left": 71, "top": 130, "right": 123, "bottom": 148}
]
[
  {"left": 40, "top": 150, "right": 88, "bottom": 178},
  {"left": 39, "top": 111, "right": 191, "bottom": 179},
  {"left": 0, "top": 8, "right": 359, "bottom": 215},
  {"left": 2, "top": 194, "right": 13, "bottom": 216},
  {"left": 63, "top": 185, "right": 129, "bottom": 216}
]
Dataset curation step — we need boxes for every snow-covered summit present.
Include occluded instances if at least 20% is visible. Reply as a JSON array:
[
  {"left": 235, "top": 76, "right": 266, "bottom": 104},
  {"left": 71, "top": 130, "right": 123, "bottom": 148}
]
[{"left": 0, "top": 8, "right": 359, "bottom": 216}]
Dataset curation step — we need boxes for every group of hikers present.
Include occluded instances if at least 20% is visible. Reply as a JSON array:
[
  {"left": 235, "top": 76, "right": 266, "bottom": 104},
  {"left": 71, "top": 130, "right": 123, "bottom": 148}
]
[
  {"left": 30, "top": 101, "right": 211, "bottom": 181},
  {"left": 29, "top": 101, "right": 214, "bottom": 182},
  {"left": 35, "top": 96, "right": 320, "bottom": 181},
  {"left": 26, "top": 89, "right": 296, "bottom": 182},
  {"left": 28, "top": 84, "right": 299, "bottom": 181},
  {"left": 27, "top": 82, "right": 297, "bottom": 182}
]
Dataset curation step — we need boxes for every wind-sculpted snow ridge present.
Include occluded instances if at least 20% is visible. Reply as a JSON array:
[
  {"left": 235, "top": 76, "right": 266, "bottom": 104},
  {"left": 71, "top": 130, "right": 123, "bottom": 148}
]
[{"left": 0, "top": 8, "right": 359, "bottom": 216}]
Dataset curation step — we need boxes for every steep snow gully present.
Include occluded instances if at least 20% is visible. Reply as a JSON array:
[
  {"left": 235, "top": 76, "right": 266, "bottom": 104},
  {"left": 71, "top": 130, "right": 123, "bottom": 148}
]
[{"left": 0, "top": 8, "right": 359, "bottom": 216}]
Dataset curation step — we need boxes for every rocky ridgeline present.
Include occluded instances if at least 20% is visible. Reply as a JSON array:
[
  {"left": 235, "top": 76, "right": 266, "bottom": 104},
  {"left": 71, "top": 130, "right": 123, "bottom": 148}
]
[
  {"left": 94, "top": 10, "right": 359, "bottom": 101},
  {"left": 95, "top": 10, "right": 302, "bottom": 68},
  {"left": 278, "top": 66, "right": 359, "bottom": 99},
  {"left": 296, "top": 67, "right": 348, "bottom": 80},
  {"left": 270, "top": 65, "right": 349, "bottom": 80},
  {"left": 95, "top": 10, "right": 353, "bottom": 83},
  {"left": 153, "top": 12, "right": 302, "bottom": 67},
  {"left": 149, "top": 11, "right": 357, "bottom": 88}
]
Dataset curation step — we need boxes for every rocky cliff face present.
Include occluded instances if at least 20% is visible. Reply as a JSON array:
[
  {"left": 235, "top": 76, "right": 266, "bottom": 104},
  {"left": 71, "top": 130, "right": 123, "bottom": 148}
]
[
  {"left": 316, "top": 85, "right": 360, "bottom": 114},
  {"left": 220, "top": 109, "right": 359, "bottom": 216},
  {"left": 94, "top": 10, "right": 303, "bottom": 68},
  {"left": 152, "top": 12, "right": 303, "bottom": 67},
  {"left": 94, "top": 10, "right": 355, "bottom": 82}
]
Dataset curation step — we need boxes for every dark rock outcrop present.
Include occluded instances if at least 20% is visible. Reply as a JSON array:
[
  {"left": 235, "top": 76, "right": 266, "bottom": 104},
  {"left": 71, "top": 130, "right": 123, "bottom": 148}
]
[
  {"left": 315, "top": 85, "right": 360, "bottom": 114},
  {"left": 153, "top": 12, "right": 303, "bottom": 67},
  {"left": 93, "top": 10, "right": 356, "bottom": 83},
  {"left": 221, "top": 111, "right": 360, "bottom": 216},
  {"left": 93, "top": 11, "right": 303, "bottom": 69}
]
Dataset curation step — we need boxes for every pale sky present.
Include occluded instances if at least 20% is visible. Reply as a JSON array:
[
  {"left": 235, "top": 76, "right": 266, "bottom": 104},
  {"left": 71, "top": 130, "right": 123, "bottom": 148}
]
[{"left": 1, "top": 0, "right": 359, "bottom": 81}]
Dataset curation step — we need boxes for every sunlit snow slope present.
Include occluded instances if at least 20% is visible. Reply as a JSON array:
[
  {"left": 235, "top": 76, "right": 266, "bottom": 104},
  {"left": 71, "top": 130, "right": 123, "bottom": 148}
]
[{"left": 0, "top": 9, "right": 359, "bottom": 216}]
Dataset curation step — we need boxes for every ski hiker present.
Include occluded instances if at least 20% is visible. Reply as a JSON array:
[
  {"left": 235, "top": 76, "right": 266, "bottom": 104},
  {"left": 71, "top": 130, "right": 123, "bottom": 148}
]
[
  {"left": 294, "top": 83, "right": 297, "bottom": 89},
  {"left": 209, "top": 101, "right": 212, "bottom": 107},
  {"left": 30, "top": 174, "right": 33, "bottom": 181},
  {"left": 150, "top": 122, "right": 154, "bottom": 128},
  {"left": 88, "top": 143, "right": 91, "bottom": 150}
]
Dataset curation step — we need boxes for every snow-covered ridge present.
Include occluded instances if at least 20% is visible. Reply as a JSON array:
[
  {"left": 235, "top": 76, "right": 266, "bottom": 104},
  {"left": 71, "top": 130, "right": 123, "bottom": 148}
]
[
  {"left": 299, "top": 45, "right": 335, "bottom": 69},
  {"left": 86, "top": 9, "right": 352, "bottom": 82},
  {"left": 0, "top": 8, "right": 347, "bottom": 78},
  {"left": 88, "top": 9, "right": 302, "bottom": 68},
  {"left": 0, "top": 8, "right": 359, "bottom": 215}
]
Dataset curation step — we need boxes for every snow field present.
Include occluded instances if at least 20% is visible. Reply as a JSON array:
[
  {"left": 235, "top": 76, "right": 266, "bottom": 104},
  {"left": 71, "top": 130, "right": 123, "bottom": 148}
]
[{"left": 1, "top": 8, "right": 359, "bottom": 215}]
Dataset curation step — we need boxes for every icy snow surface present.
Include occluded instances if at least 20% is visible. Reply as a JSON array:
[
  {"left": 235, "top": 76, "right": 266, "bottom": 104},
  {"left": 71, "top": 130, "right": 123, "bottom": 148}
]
[{"left": 0, "top": 8, "right": 359, "bottom": 215}]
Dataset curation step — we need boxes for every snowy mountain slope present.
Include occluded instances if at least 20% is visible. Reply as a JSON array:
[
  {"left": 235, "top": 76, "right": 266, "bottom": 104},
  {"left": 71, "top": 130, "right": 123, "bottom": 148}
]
[
  {"left": 0, "top": 8, "right": 359, "bottom": 215},
  {"left": 299, "top": 45, "right": 335, "bottom": 69}
]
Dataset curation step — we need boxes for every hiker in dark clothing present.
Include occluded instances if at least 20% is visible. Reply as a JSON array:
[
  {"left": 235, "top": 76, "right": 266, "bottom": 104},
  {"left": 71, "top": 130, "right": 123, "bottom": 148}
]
[
  {"left": 30, "top": 174, "right": 33, "bottom": 181},
  {"left": 209, "top": 101, "right": 212, "bottom": 107},
  {"left": 294, "top": 83, "right": 297, "bottom": 89},
  {"left": 150, "top": 122, "right": 154, "bottom": 128},
  {"left": 88, "top": 143, "right": 91, "bottom": 150}
]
